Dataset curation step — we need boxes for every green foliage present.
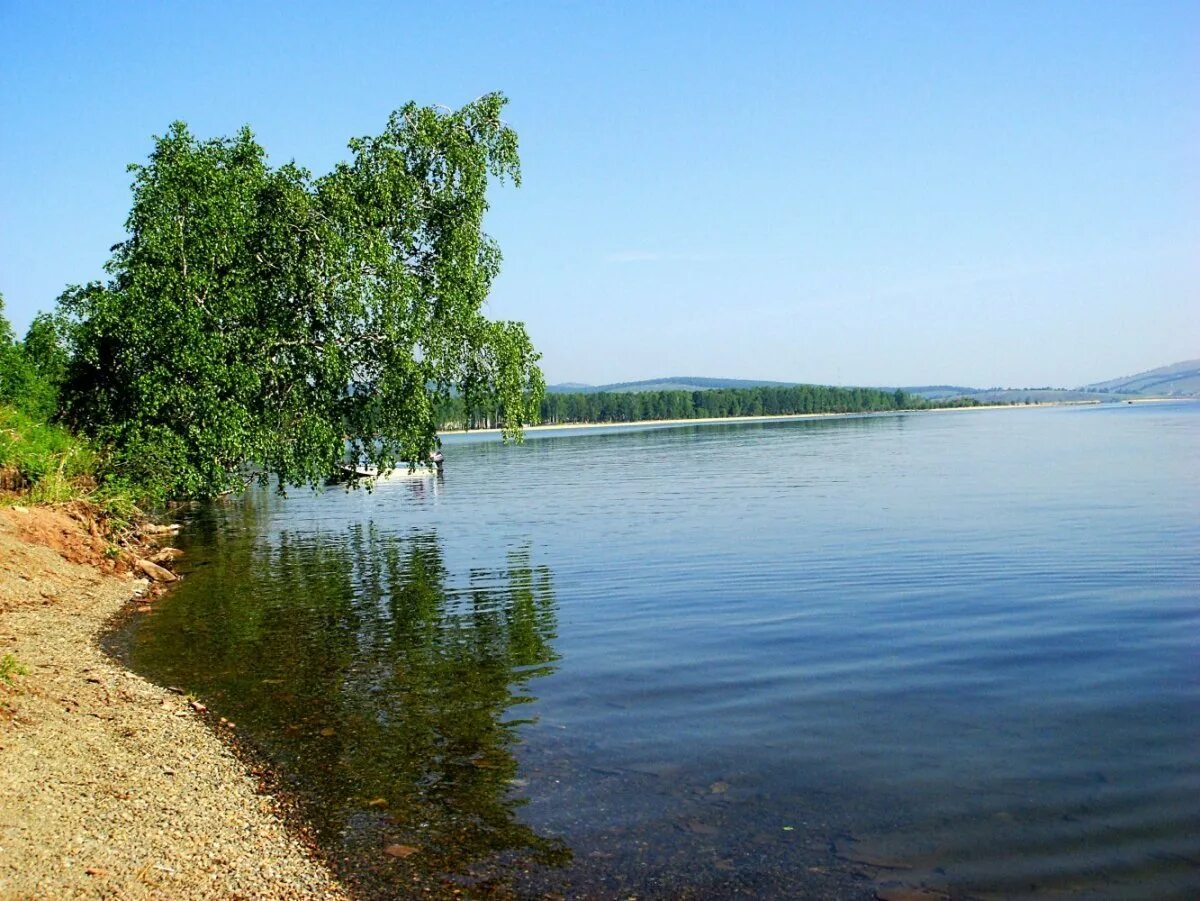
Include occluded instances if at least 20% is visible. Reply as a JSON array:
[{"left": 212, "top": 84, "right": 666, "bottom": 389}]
[
  {"left": 0, "top": 295, "right": 11, "bottom": 345},
  {"left": 21, "top": 313, "right": 70, "bottom": 392},
  {"left": 0, "top": 404, "right": 97, "bottom": 498},
  {"left": 0, "top": 295, "right": 139, "bottom": 508},
  {"left": 0, "top": 400, "right": 144, "bottom": 532},
  {"left": 0, "top": 654, "right": 29, "bottom": 689},
  {"left": 934, "top": 395, "right": 984, "bottom": 408},
  {"left": 60, "top": 94, "right": 543, "bottom": 499},
  {"left": 442, "top": 383, "right": 943, "bottom": 427},
  {"left": 0, "top": 295, "right": 59, "bottom": 420},
  {"left": 88, "top": 475, "right": 145, "bottom": 525},
  {"left": 435, "top": 382, "right": 994, "bottom": 429}
]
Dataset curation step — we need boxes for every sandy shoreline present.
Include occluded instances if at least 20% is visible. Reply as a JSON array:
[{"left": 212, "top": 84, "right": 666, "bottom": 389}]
[
  {"left": 0, "top": 509, "right": 345, "bottom": 899},
  {"left": 440, "top": 399, "right": 1105, "bottom": 437}
]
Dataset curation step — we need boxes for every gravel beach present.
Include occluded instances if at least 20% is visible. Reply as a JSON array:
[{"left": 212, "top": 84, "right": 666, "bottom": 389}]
[{"left": 0, "top": 508, "right": 346, "bottom": 899}]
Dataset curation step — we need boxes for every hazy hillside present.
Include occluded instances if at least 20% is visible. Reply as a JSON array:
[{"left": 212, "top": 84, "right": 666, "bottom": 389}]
[
  {"left": 1081, "top": 359, "right": 1200, "bottom": 396},
  {"left": 551, "top": 379, "right": 1120, "bottom": 404},
  {"left": 886, "top": 385, "right": 981, "bottom": 400},
  {"left": 547, "top": 361, "right": 1199, "bottom": 402},
  {"left": 894, "top": 386, "right": 1114, "bottom": 403},
  {"left": 956, "top": 388, "right": 1114, "bottom": 403}
]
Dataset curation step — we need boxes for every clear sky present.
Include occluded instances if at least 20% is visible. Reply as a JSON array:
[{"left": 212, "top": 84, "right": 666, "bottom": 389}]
[{"left": 1, "top": 2, "right": 1196, "bottom": 388}]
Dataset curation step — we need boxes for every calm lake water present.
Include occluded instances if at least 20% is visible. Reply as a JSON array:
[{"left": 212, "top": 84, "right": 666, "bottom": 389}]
[{"left": 113, "top": 403, "right": 1200, "bottom": 898}]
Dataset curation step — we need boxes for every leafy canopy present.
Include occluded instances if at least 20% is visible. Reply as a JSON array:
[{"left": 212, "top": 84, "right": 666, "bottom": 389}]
[
  {"left": 60, "top": 94, "right": 543, "bottom": 499},
  {"left": 0, "top": 294, "right": 59, "bottom": 420}
]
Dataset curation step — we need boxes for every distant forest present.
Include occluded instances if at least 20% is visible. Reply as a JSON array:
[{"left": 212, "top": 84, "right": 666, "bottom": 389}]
[{"left": 438, "top": 385, "right": 981, "bottom": 429}]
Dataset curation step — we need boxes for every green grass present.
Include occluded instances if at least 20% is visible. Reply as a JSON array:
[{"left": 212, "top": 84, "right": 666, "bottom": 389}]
[
  {"left": 0, "top": 405, "right": 144, "bottom": 532},
  {"left": 0, "top": 404, "right": 97, "bottom": 502},
  {"left": 0, "top": 653, "right": 28, "bottom": 689}
]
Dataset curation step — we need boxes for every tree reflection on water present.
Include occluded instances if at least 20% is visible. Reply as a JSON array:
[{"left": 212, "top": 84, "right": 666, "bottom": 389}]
[{"left": 127, "top": 507, "right": 568, "bottom": 896}]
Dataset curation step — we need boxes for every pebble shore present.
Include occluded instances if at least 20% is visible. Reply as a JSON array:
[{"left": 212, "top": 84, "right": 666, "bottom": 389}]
[{"left": 0, "top": 511, "right": 346, "bottom": 899}]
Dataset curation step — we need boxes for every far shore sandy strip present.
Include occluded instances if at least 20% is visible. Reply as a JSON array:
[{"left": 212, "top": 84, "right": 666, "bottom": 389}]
[{"left": 439, "top": 398, "right": 1138, "bottom": 438}]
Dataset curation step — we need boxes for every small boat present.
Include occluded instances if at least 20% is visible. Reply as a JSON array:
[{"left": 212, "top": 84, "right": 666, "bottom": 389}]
[{"left": 328, "top": 452, "right": 444, "bottom": 484}]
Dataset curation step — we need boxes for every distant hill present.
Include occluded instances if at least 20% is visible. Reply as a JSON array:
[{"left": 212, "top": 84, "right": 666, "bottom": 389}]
[
  {"left": 883, "top": 386, "right": 1109, "bottom": 403},
  {"left": 887, "top": 385, "right": 980, "bottom": 400},
  {"left": 951, "top": 388, "right": 1115, "bottom": 403},
  {"left": 1081, "top": 359, "right": 1200, "bottom": 397},
  {"left": 547, "top": 361, "right": 1199, "bottom": 402},
  {"left": 547, "top": 382, "right": 593, "bottom": 392}
]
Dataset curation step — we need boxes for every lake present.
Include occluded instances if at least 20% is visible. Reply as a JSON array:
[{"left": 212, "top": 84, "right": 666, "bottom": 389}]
[{"left": 112, "top": 403, "right": 1200, "bottom": 898}]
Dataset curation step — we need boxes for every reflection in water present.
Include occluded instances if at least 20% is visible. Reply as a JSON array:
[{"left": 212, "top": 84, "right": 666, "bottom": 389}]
[{"left": 125, "top": 506, "right": 568, "bottom": 895}]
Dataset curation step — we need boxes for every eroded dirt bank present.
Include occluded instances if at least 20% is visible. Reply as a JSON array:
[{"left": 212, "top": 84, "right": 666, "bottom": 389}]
[{"left": 0, "top": 507, "right": 346, "bottom": 899}]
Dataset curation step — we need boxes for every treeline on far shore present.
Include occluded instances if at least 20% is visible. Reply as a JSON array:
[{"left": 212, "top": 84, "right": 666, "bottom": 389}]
[{"left": 439, "top": 385, "right": 982, "bottom": 429}]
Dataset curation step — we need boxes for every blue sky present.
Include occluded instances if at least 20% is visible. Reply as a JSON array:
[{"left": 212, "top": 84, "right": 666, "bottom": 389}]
[{"left": 1, "top": 2, "right": 1196, "bottom": 387}]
